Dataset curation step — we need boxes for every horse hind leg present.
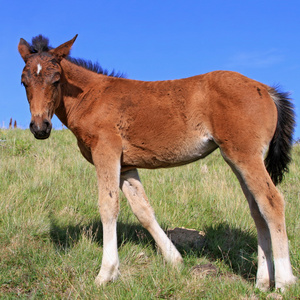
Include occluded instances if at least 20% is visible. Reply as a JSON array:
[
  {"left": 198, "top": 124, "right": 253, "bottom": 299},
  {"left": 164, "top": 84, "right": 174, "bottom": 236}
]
[
  {"left": 120, "top": 169, "right": 183, "bottom": 266},
  {"left": 221, "top": 152, "right": 297, "bottom": 291},
  {"left": 224, "top": 157, "right": 274, "bottom": 290}
]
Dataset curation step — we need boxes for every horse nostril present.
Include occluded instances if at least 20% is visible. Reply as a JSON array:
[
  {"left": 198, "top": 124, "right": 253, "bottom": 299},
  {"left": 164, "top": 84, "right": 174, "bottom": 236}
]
[
  {"left": 29, "top": 121, "right": 35, "bottom": 131},
  {"left": 43, "top": 119, "right": 52, "bottom": 134}
]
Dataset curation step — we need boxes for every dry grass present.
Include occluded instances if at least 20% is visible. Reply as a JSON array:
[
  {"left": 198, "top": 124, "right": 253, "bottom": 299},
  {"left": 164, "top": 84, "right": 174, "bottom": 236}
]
[{"left": 0, "top": 129, "right": 299, "bottom": 299}]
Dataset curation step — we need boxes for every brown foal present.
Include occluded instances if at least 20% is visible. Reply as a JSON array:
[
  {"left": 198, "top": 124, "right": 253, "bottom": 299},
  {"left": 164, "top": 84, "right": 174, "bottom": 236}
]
[{"left": 18, "top": 35, "right": 297, "bottom": 291}]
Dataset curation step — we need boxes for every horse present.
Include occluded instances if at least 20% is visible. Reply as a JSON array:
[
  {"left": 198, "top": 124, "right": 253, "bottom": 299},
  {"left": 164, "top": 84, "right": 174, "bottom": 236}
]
[{"left": 18, "top": 34, "right": 297, "bottom": 291}]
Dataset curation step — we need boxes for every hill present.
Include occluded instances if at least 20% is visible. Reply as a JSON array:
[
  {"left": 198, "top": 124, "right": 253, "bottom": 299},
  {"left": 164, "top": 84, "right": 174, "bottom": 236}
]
[{"left": 0, "top": 129, "right": 299, "bottom": 298}]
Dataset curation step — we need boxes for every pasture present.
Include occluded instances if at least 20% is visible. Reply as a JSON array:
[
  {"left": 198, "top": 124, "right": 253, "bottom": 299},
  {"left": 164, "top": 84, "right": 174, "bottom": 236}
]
[{"left": 0, "top": 128, "right": 299, "bottom": 299}]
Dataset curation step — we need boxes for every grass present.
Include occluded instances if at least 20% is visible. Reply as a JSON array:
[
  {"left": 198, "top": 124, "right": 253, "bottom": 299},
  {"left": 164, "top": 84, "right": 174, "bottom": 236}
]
[{"left": 0, "top": 128, "right": 299, "bottom": 299}]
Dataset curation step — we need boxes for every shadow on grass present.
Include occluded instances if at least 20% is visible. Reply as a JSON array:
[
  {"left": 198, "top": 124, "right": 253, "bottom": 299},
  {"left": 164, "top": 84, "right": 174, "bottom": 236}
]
[
  {"left": 203, "top": 223, "right": 257, "bottom": 282},
  {"left": 49, "top": 214, "right": 155, "bottom": 252},
  {"left": 49, "top": 214, "right": 257, "bottom": 282}
]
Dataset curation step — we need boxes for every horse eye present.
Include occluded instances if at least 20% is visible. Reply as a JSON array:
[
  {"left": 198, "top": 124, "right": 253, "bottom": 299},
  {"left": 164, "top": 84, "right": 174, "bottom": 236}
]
[
  {"left": 53, "top": 80, "right": 60, "bottom": 87},
  {"left": 21, "top": 73, "right": 30, "bottom": 88},
  {"left": 52, "top": 72, "right": 61, "bottom": 87}
]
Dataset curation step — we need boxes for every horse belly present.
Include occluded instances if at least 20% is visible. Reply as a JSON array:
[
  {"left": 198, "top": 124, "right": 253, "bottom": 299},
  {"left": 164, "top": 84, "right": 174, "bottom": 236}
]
[{"left": 121, "top": 134, "right": 218, "bottom": 169}]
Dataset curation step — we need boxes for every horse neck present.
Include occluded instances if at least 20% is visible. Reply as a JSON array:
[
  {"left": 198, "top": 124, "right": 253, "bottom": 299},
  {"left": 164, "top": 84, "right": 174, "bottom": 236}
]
[{"left": 55, "top": 59, "right": 105, "bottom": 127}]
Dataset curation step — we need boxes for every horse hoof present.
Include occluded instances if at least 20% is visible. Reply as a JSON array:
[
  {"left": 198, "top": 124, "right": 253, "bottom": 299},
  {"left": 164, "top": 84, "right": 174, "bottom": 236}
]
[
  {"left": 94, "top": 270, "right": 119, "bottom": 287},
  {"left": 255, "top": 279, "right": 271, "bottom": 292},
  {"left": 275, "top": 275, "right": 298, "bottom": 292}
]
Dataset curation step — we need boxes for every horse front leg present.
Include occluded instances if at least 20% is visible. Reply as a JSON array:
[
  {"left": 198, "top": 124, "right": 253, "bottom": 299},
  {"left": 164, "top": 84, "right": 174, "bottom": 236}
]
[
  {"left": 95, "top": 183, "right": 120, "bottom": 286},
  {"left": 120, "top": 169, "right": 183, "bottom": 266},
  {"left": 91, "top": 140, "right": 122, "bottom": 286}
]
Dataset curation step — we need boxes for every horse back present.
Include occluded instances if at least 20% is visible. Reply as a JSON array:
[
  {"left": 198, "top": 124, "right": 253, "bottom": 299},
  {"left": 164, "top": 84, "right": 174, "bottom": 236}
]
[{"left": 71, "top": 71, "right": 277, "bottom": 169}]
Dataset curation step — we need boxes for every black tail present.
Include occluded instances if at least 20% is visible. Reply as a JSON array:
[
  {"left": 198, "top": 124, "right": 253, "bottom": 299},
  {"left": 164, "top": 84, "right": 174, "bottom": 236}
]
[{"left": 265, "top": 87, "right": 295, "bottom": 185}]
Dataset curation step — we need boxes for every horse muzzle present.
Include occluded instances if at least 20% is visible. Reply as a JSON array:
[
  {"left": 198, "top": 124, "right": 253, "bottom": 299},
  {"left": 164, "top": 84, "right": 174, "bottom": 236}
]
[{"left": 30, "top": 116, "right": 52, "bottom": 139}]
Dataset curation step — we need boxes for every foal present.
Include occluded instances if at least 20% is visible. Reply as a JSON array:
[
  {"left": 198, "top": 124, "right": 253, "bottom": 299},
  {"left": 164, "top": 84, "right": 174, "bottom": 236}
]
[{"left": 18, "top": 35, "right": 297, "bottom": 291}]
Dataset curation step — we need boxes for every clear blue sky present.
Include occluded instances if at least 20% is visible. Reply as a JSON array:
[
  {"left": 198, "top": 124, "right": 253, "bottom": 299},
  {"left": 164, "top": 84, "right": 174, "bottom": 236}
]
[{"left": 1, "top": 1, "right": 299, "bottom": 139}]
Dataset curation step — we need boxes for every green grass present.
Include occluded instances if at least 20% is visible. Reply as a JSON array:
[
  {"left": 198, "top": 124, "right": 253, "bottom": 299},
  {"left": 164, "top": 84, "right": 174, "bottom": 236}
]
[{"left": 0, "top": 129, "right": 299, "bottom": 299}]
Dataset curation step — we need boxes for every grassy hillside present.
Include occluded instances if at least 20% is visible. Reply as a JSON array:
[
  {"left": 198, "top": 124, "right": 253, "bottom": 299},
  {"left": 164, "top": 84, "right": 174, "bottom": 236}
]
[{"left": 0, "top": 129, "right": 299, "bottom": 299}]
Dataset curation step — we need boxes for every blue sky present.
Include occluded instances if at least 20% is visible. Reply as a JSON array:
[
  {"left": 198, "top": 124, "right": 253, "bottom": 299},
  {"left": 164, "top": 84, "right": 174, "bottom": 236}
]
[{"left": 1, "top": 1, "right": 299, "bottom": 139}]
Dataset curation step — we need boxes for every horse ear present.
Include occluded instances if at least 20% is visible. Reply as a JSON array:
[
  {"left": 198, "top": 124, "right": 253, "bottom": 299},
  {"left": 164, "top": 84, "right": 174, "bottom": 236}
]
[
  {"left": 50, "top": 34, "right": 78, "bottom": 61},
  {"left": 18, "top": 38, "right": 31, "bottom": 62}
]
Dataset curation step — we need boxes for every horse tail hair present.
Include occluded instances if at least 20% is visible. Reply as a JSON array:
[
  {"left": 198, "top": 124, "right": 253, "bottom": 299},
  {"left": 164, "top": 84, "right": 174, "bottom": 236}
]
[{"left": 265, "top": 86, "right": 295, "bottom": 185}]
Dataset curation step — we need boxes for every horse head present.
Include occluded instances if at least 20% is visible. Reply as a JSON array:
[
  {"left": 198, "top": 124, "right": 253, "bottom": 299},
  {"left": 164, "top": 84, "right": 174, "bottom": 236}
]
[{"left": 18, "top": 34, "right": 77, "bottom": 139}]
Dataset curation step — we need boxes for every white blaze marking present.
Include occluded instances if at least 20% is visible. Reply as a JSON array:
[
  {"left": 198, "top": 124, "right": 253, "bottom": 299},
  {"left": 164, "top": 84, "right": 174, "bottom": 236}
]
[{"left": 37, "top": 64, "right": 42, "bottom": 75}]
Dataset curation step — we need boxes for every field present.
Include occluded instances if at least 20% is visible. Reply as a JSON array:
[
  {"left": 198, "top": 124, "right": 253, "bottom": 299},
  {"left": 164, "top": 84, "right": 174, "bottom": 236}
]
[{"left": 0, "top": 129, "right": 299, "bottom": 299}]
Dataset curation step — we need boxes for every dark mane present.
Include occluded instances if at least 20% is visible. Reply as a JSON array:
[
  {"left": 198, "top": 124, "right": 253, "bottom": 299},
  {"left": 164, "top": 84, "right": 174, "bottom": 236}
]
[
  {"left": 66, "top": 57, "right": 126, "bottom": 78},
  {"left": 29, "top": 35, "right": 126, "bottom": 78}
]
